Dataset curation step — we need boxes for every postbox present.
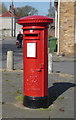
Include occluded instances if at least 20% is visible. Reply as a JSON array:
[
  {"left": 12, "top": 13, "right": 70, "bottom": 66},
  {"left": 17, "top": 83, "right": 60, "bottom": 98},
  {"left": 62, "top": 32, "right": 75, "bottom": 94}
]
[{"left": 18, "top": 15, "right": 53, "bottom": 108}]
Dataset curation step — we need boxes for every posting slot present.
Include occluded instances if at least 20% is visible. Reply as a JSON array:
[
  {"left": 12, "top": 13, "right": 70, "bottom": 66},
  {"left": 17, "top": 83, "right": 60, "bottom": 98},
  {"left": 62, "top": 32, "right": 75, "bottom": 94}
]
[{"left": 25, "top": 33, "right": 39, "bottom": 40}]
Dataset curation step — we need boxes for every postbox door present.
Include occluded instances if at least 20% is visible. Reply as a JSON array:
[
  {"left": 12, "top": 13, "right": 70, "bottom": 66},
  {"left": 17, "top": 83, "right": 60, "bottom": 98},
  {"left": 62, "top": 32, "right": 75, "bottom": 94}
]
[{"left": 23, "top": 30, "right": 48, "bottom": 97}]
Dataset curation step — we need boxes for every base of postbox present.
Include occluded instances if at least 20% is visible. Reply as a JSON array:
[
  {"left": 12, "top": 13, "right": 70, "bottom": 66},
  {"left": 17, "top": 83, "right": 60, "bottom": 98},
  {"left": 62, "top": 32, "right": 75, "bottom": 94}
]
[{"left": 23, "top": 95, "right": 48, "bottom": 109}]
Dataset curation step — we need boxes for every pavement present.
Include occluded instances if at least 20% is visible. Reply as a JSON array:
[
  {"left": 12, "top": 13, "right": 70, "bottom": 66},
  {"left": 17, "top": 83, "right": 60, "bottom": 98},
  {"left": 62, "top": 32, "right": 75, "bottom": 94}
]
[
  {"left": 0, "top": 37, "right": 76, "bottom": 119},
  {"left": 1, "top": 37, "right": 76, "bottom": 73}
]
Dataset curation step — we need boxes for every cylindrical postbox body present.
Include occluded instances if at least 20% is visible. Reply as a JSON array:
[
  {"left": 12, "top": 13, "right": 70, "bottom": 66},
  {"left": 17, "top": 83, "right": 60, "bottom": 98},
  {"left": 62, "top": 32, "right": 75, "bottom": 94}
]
[{"left": 18, "top": 15, "right": 53, "bottom": 108}]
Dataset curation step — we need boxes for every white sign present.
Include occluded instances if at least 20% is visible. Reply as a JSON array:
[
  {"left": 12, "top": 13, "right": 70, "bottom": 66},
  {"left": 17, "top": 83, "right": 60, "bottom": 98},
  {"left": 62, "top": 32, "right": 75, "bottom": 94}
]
[{"left": 27, "top": 43, "right": 36, "bottom": 57}]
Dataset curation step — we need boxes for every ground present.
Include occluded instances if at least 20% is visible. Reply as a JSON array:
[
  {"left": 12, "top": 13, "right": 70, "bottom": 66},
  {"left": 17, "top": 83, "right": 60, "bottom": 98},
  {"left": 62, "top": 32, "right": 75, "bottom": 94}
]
[
  {"left": 2, "top": 71, "right": 75, "bottom": 118},
  {"left": 0, "top": 37, "right": 76, "bottom": 119}
]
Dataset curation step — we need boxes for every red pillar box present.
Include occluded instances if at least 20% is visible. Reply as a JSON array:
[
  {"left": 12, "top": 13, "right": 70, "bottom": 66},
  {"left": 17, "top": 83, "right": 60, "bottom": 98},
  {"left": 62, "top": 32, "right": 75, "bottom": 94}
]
[{"left": 18, "top": 15, "right": 53, "bottom": 108}]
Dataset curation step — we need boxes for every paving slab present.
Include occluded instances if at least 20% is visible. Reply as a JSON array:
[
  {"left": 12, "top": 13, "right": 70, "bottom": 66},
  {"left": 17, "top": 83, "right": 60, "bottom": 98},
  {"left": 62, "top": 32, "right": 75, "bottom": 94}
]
[
  {"left": 2, "top": 71, "right": 76, "bottom": 119},
  {"left": 1, "top": 37, "right": 76, "bottom": 119}
]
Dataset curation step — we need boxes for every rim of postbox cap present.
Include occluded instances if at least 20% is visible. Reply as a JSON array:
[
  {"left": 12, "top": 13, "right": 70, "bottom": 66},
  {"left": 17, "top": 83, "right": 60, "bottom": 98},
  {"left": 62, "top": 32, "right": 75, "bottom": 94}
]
[{"left": 18, "top": 15, "right": 53, "bottom": 25}]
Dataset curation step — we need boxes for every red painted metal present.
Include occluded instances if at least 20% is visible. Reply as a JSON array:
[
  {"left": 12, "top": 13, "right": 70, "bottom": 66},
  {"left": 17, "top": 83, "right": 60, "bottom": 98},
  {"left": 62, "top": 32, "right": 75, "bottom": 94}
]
[
  {"left": 18, "top": 15, "right": 53, "bottom": 97},
  {"left": 18, "top": 15, "right": 53, "bottom": 24}
]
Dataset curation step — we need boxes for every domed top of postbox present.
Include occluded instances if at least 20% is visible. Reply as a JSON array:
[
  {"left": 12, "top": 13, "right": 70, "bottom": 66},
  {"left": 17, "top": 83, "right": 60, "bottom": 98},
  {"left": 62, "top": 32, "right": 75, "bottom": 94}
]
[{"left": 18, "top": 15, "right": 53, "bottom": 25}]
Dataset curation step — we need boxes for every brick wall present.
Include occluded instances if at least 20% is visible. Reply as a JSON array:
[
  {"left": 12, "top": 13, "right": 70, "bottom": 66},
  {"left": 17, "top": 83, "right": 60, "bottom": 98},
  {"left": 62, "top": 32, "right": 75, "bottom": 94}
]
[
  {"left": 74, "top": 2, "right": 76, "bottom": 55},
  {"left": 59, "top": 2, "right": 75, "bottom": 55}
]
